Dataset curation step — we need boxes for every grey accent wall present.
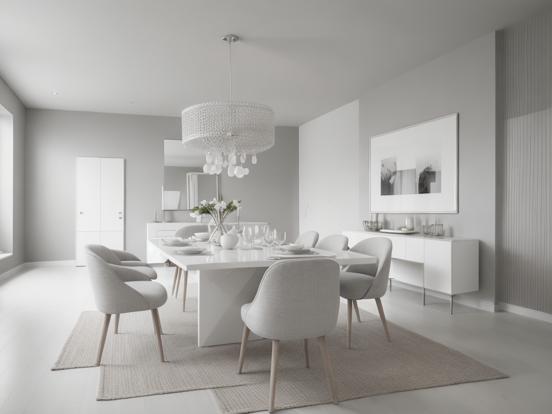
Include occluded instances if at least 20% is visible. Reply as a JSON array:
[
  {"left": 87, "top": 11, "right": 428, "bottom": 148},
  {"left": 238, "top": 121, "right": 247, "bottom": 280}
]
[
  {"left": 220, "top": 126, "right": 299, "bottom": 240},
  {"left": 496, "top": 10, "right": 552, "bottom": 314},
  {"left": 24, "top": 110, "right": 298, "bottom": 261},
  {"left": 0, "top": 75, "right": 25, "bottom": 275},
  {"left": 358, "top": 34, "right": 497, "bottom": 311}
]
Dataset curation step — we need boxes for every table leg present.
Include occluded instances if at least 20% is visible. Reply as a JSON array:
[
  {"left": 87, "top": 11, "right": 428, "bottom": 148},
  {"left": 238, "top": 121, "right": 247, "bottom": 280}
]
[{"left": 197, "top": 267, "right": 265, "bottom": 347}]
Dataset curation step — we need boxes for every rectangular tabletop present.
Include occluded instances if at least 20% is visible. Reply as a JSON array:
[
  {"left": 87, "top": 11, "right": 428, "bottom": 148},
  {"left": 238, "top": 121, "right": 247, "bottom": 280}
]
[{"left": 150, "top": 239, "right": 377, "bottom": 270}]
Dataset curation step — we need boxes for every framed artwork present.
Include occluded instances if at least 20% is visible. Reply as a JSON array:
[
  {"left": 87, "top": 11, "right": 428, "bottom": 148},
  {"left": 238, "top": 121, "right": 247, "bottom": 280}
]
[{"left": 370, "top": 113, "right": 458, "bottom": 213}]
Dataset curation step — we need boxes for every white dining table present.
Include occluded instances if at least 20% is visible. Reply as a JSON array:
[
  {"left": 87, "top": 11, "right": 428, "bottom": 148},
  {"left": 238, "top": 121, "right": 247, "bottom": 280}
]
[{"left": 150, "top": 239, "right": 377, "bottom": 347}]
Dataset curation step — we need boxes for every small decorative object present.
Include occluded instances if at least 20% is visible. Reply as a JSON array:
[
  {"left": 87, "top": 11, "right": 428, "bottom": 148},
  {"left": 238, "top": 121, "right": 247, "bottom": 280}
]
[
  {"left": 434, "top": 223, "right": 444, "bottom": 237},
  {"left": 405, "top": 216, "right": 415, "bottom": 231},
  {"left": 190, "top": 199, "right": 240, "bottom": 242},
  {"left": 363, "top": 213, "right": 382, "bottom": 232},
  {"left": 220, "top": 227, "right": 239, "bottom": 249}
]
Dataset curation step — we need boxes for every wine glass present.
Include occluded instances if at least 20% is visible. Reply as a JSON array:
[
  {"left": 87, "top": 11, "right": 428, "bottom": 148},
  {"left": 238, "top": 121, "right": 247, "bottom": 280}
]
[
  {"left": 243, "top": 226, "right": 254, "bottom": 249},
  {"left": 264, "top": 227, "right": 274, "bottom": 247},
  {"left": 274, "top": 230, "right": 286, "bottom": 247}
]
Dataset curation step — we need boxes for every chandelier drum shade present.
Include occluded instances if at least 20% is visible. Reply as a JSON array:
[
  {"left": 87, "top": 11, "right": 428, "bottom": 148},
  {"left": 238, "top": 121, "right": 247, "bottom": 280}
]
[{"left": 181, "top": 34, "right": 275, "bottom": 178}]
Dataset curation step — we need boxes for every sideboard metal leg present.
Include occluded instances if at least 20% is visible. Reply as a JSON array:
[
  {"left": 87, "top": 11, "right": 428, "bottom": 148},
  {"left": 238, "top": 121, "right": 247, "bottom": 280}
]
[
  {"left": 450, "top": 295, "right": 454, "bottom": 315},
  {"left": 389, "top": 278, "right": 392, "bottom": 292},
  {"left": 422, "top": 288, "right": 426, "bottom": 306}
]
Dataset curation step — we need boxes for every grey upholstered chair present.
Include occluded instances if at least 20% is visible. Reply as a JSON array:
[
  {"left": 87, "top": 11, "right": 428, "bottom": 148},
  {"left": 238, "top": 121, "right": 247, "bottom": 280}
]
[
  {"left": 86, "top": 245, "right": 168, "bottom": 364},
  {"left": 295, "top": 231, "right": 319, "bottom": 248},
  {"left": 87, "top": 244, "right": 157, "bottom": 333},
  {"left": 171, "top": 224, "right": 209, "bottom": 310},
  {"left": 339, "top": 237, "right": 392, "bottom": 348},
  {"left": 238, "top": 259, "right": 340, "bottom": 413},
  {"left": 88, "top": 244, "right": 157, "bottom": 279},
  {"left": 316, "top": 234, "right": 349, "bottom": 252}
]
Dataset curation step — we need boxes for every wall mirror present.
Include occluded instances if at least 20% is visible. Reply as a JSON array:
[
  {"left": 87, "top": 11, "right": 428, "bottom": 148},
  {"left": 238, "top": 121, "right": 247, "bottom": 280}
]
[{"left": 163, "top": 140, "right": 220, "bottom": 210}]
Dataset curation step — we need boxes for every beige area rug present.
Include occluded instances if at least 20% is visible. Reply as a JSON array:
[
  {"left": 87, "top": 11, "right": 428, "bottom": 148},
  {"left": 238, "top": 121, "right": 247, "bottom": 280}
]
[{"left": 53, "top": 296, "right": 506, "bottom": 412}]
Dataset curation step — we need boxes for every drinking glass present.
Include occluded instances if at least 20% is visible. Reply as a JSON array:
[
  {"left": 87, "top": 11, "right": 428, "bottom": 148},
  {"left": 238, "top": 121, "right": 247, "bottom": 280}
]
[
  {"left": 243, "top": 226, "right": 254, "bottom": 249},
  {"left": 273, "top": 229, "right": 286, "bottom": 247},
  {"left": 264, "top": 228, "right": 274, "bottom": 247}
]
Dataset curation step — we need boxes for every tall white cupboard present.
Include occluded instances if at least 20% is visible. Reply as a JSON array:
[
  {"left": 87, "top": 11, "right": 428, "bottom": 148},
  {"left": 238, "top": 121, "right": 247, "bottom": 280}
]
[{"left": 75, "top": 157, "right": 125, "bottom": 265}]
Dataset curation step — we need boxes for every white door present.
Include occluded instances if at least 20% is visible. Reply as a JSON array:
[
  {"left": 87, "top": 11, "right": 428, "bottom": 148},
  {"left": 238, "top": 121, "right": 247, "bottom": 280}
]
[
  {"left": 100, "top": 231, "right": 124, "bottom": 250},
  {"left": 76, "top": 158, "right": 101, "bottom": 231},
  {"left": 100, "top": 158, "right": 124, "bottom": 232},
  {"left": 75, "top": 231, "right": 100, "bottom": 266}
]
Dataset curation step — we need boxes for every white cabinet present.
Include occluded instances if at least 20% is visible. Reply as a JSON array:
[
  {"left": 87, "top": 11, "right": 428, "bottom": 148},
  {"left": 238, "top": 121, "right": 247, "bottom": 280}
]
[
  {"left": 343, "top": 231, "right": 479, "bottom": 313},
  {"left": 76, "top": 157, "right": 125, "bottom": 265}
]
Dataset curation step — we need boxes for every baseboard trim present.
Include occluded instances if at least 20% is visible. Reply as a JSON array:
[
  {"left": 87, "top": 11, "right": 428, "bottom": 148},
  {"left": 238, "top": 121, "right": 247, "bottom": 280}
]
[
  {"left": 0, "top": 263, "right": 26, "bottom": 282},
  {"left": 496, "top": 302, "right": 552, "bottom": 324},
  {"left": 23, "top": 260, "right": 76, "bottom": 268}
]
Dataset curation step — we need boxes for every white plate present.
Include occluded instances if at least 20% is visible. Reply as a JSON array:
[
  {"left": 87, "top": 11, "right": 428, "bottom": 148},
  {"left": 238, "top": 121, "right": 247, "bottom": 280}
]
[
  {"left": 175, "top": 247, "right": 205, "bottom": 255},
  {"left": 276, "top": 247, "right": 312, "bottom": 255},
  {"left": 162, "top": 238, "right": 191, "bottom": 247}
]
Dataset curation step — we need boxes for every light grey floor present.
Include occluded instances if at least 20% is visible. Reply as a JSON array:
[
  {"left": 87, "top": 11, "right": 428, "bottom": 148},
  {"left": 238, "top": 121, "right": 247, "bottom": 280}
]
[{"left": 1, "top": 264, "right": 551, "bottom": 414}]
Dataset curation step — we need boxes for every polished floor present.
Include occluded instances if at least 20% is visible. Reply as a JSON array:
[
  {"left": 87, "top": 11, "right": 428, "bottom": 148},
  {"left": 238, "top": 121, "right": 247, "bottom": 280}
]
[{"left": 0, "top": 263, "right": 551, "bottom": 414}]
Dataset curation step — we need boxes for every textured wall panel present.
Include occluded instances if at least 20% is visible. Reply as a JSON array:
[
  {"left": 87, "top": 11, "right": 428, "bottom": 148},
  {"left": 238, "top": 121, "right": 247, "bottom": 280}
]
[{"left": 497, "top": 10, "right": 552, "bottom": 313}]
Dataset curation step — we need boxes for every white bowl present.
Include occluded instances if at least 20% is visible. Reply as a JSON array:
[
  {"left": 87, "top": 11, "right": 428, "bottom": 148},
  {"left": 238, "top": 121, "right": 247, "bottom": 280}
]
[
  {"left": 283, "top": 243, "right": 305, "bottom": 252},
  {"left": 193, "top": 232, "right": 210, "bottom": 241}
]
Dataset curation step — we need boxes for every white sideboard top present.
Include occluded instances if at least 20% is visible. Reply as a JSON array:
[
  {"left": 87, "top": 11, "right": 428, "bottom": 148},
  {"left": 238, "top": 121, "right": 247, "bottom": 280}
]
[{"left": 344, "top": 230, "right": 477, "bottom": 242}]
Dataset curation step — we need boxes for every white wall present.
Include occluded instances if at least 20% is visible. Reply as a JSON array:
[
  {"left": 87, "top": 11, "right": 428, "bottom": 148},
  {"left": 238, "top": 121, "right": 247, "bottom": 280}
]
[
  {"left": 0, "top": 75, "right": 25, "bottom": 275},
  {"left": 298, "top": 34, "right": 496, "bottom": 311},
  {"left": 299, "top": 100, "right": 359, "bottom": 238}
]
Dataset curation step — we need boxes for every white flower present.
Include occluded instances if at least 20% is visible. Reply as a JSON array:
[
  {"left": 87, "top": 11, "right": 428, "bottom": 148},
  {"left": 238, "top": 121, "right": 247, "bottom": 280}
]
[
  {"left": 190, "top": 211, "right": 198, "bottom": 218},
  {"left": 232, "top": 199, "right": 240, "bottom": 207},
  {"left": 200, "top": 200, "right": 207, "bottom": 206}
]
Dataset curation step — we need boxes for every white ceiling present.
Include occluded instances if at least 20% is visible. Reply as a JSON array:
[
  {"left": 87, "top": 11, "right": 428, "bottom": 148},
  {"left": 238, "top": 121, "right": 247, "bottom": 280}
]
[{"left": 1, "top": 0, "right": 551, "bottom": 126}]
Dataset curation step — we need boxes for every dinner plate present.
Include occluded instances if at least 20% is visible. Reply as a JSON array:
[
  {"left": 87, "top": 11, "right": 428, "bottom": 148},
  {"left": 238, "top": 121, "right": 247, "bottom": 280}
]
[
  {"left": 175, "top": 247, "right": 205, "bottom": 255},
  {"left": 162, "top": 238, "right": 191, "bottom": 247},
  {"left": 276, "top": 247, "right": 312, "bottom": 255}
]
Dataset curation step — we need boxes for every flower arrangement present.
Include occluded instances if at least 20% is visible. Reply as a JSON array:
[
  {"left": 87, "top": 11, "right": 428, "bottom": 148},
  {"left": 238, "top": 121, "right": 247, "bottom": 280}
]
[{"left": 190, "top": 198, "right": 240, "bottom": 235}]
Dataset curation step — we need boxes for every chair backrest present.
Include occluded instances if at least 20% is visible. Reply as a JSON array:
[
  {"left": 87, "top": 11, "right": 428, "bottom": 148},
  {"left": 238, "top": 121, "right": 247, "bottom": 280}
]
[
  {"left": 316, "top": 234, "right": 349, "bottom": 252},
  {"left": 346, "top": 237, "right": 392, "bottom": 299},
  {"left": 85, "top": 245, "right": 148, "bottom": 314},
  {"left": 244, "top": 258, "right": 340, "bottom": 341},
  {"left": 86, "top": 244, "right": 121, "bottom": 265},
  {"left": 175, "top": 224, "right": 209, "bottom": 239},
  {"left": 295, "top": 231, "right": 319, "bottom": 248}
]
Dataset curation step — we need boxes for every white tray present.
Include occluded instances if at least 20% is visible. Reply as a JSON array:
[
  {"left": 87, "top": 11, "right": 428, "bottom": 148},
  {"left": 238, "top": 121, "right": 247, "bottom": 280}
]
[{"left": 379, "top": 229, "right": 418, "bottom": 235}]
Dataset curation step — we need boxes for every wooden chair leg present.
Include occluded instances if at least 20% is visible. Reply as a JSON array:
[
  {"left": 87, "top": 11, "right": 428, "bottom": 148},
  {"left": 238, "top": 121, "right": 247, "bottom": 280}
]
[
  {"left": 96, "top": 314, "right": 111, "bottom": 366},
  {"left": 174, "top": 268, "right": 182, "bottom": 297},
  {"left": 347, "top": 299, "right": 353, "bottom": 349},
  {"left": 171, "top": 266, "right": 179, "bottom": 296},
  {"left": 269, "top": 340, "right": 280, "bottom": 413},
  {"left": 375, "top": 298, "right": 391, "bottom": 342},
  {"left": 353, "top": 300, "right": 361, "bottom": 323},
  {"left": 304, "top": 338, "right": 310, "bottom": 368},
  {"left": 237, "top": 324, "right": 250, "bottom": 374},
  {"left": 317, "top": 335, "right": 338, "bottom": 403},
  {"left": 114, "top": 314, "right": 120, "bottom": 334},
  {"left": 151, "top": 309, "right": 165, "bottom": 362},
  {"left": 182, "top": 270, "right": 188, "bottom": 312}
]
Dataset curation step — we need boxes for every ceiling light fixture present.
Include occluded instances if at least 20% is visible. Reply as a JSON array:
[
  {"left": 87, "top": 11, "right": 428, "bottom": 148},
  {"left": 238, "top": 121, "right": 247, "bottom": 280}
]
[{"left": 181, "top": 34, "right": 274, "bottom": 178}]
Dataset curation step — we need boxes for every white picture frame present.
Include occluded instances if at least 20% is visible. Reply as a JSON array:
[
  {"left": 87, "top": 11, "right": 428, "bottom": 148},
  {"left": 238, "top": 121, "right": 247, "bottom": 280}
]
[{"left": 370, "top": 113, "right": 458, "bottom": 213}]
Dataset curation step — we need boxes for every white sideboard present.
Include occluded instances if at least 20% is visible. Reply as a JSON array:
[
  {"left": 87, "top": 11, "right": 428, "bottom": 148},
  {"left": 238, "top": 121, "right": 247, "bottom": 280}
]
[
  {"left": 343, "top": 231, "right": 479, "bottom": 314},
  {"left": 146, "top": 221, "right": 267, "bottom": 264}
]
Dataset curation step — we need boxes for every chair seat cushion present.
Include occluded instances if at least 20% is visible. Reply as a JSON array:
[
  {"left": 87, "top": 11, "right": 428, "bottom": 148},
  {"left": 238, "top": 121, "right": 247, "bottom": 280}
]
[
  {"left": 241, "top": 303, "right": 251, "bottom": 322},
  {"left": 129, "top": 266, "right": 157, "bottom": 280},
  {"left": 340, "top": 271, "right": 374, "bottom": 300},
  {"left": 125, "top": 281, "right": 167, "bottom": 309}
]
